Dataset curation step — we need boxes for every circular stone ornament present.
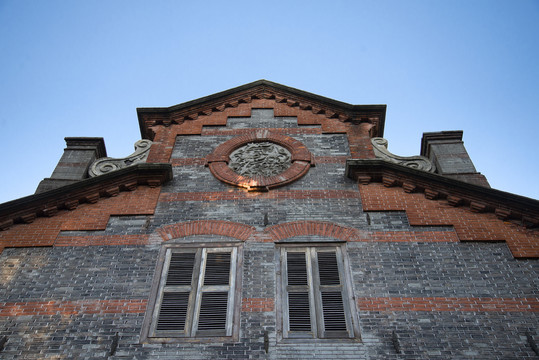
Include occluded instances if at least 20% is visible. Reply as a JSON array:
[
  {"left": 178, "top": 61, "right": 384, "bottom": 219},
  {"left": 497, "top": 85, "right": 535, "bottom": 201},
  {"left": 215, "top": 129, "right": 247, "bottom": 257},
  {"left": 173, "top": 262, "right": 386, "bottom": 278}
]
[
  {"left": 228, "top": 142, "right": 292, "bottom": 178},
  {"left": 206, "top": 131, "right": 314, "bottom": 191}
]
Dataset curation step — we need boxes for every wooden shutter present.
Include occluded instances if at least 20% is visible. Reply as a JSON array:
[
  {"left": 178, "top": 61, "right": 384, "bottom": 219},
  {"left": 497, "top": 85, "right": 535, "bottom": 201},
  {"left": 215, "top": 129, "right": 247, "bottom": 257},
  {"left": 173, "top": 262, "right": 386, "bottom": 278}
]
[
  {"left": 286, "top": 251, "right": 313, "bottom": 334},
  {"left": 282, "top": 246, "right": 354, "bottom": 339},
  {"left": 315, "top": 250, "right": 350, "bottom": 337},
  {"left": 154, "top": 250, "right": 197, "bottom": 335},
  {"left": 151, "top": 246, "right": 238, "bottom": 338},
  {"left": 194, "top": 248, "right": 236, "bottom": 336}
]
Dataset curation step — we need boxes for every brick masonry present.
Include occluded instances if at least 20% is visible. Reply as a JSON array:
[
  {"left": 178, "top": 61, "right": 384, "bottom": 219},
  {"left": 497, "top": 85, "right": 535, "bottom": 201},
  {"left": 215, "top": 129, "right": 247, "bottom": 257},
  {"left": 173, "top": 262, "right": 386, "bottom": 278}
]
[{"left": 1, "top": 98, "right": 538, "bottom": 359}]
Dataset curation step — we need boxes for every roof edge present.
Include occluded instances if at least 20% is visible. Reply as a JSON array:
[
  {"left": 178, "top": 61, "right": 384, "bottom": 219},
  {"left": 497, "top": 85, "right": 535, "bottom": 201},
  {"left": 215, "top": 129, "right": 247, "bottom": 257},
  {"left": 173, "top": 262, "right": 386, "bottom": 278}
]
[
  {"left": 0, "top": 163, "right": 173, "bottom": 230},
  {"left": 346, "top": 159, "right": 539, "bottom": 228},
  {"left": 136, "top": 80, "right": 387, "bottom": 138}
]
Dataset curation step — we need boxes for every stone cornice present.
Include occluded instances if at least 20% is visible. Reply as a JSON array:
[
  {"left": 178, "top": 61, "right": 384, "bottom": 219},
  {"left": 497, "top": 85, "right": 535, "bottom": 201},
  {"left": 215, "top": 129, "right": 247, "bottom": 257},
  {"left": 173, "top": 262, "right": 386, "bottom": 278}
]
[
  {"left": 0, "top": 163, "right": 173, "bottom": 231},
  {"left": 137, "top": 80, "right": 387, "bottom": 139},
  {"left": 346, "top": 159, "right": 539, "bottom": 228}
]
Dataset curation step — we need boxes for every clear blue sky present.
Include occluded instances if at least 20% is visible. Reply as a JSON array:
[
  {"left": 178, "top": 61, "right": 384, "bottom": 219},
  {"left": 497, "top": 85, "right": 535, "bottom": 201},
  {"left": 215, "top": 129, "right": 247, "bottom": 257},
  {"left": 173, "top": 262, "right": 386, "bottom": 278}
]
[{"left": 1, "top": 0, "right": 538, "bottom": 203}]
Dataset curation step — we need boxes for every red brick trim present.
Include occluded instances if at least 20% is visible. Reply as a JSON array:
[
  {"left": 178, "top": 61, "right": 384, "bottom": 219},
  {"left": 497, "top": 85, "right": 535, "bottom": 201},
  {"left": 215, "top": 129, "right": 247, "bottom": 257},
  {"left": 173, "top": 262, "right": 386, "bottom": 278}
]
[
  {"left": 55, "top": 234, "right": 150, "bottom": 247},
  {"left": 241, "top": 298, "right": 275, "bottom": 312},
  {"left": 314, "top": 156, "right": 348, "bottom": 164},
  {"left": 157, "top": 220, "right": 256, "bottom": 242},
  {"left": 159, "top": 189, "right": 361, "bottom": 202},
  {"left": 364, "top": 231, "right": 459, "bottom": 242},
  {"left": 360, "top": 183, "right": 539, "bottom": 258},
  {"left": 0, "top": 165, "right": 170, "bottom": 232},
  {"left": 265, "top": 221, "right": 360, "bottom": 242},
  {"left": 0, "top": 299, "right": 147, "bottom": 317},
  {"left": 52, "top": 230, "right": 457, "bottom": 247},
  {"left": 265, "top": 221, "right": 459, "bottom": 243},
  {"left": 137, "top": 81, "right": 386, "bottom": 139},
  {"left": 202, "top": 128, "right": 322, "bottom": 136},
  {"left": 357, "top": 297, "right": 539, "bottom": 312},
  {"left": 348, "top": 159, "right": 539, "bottom": 229},
  {"left": 206, "top": 131, "right": 314, "bottom": 191}
]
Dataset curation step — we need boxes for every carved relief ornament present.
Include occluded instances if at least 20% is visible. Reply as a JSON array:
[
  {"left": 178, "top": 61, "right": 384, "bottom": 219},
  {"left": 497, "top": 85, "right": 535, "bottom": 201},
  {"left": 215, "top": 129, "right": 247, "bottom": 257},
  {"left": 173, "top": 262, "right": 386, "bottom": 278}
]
[
  {"left": 89, "top": 139, "right": 153, "bottom": 177},
  {"left": 206, "top": 131, "right": 313, "bottom": 191},
  {"left": 371, "top": 137, "right": 435, "bottom": 173}
]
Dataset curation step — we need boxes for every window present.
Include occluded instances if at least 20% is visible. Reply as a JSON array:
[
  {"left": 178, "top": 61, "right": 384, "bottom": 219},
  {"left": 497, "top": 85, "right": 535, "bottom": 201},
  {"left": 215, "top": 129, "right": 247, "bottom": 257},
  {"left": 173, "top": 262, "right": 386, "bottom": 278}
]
[
  {"left": 279, "top": 245, "right": 358, "bottom": 339},
  {"left": 145, "top": 245, "right": 240, "bottom": 340}
]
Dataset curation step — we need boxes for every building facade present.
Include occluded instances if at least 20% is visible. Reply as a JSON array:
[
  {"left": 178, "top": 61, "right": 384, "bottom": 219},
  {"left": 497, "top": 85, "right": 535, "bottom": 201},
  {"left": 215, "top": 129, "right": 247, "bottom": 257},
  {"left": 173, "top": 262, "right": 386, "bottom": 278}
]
[{"left": 0, "top": 80, "right": 538, "bottom": 359}]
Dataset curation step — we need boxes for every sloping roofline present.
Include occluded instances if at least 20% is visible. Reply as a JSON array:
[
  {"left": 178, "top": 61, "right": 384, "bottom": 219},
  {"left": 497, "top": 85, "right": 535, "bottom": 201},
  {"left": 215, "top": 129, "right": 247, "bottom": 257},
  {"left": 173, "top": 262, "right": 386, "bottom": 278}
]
[
  {"left": 346, "top": 159, "right": 539, "bottom": 228},
  {"left": 136, "top": 79, "right": 387, "bottom": 139},
  {"left": 0, "top": 163, "right": 172, "bottom": 231}
]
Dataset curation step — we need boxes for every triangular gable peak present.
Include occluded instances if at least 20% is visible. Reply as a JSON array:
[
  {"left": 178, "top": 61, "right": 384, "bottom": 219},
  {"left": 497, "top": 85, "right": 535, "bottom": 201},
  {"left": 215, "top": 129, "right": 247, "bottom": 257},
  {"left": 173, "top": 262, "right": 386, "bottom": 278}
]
[
  {"left": 137, "top": 80, "right": 387, "bottom": 140},
  {"left": 1, "top": 81, "right": 537, "bottom": 259}
]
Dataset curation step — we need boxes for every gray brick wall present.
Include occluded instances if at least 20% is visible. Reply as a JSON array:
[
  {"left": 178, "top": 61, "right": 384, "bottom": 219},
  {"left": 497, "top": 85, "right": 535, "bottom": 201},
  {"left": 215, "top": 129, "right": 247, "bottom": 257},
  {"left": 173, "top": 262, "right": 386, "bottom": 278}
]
[
  {"left": 2, "top": 242, "right": 537, "bottom": 359},
  {"left": 1, "top": 113, "right": 538, "bottom": 359},
  {"left": 0, "top": 246, "right": 156, "bottom": 303}
]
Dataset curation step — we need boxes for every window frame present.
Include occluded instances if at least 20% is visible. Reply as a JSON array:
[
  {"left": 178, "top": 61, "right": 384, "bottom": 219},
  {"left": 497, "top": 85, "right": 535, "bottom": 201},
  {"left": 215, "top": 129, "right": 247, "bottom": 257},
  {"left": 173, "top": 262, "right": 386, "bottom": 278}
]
[
  {"left": 141, "top": 242, "right": 243, "bottom": 343},
  {"left": 276, "top": 243, "right": 360, "bottom": 341}
]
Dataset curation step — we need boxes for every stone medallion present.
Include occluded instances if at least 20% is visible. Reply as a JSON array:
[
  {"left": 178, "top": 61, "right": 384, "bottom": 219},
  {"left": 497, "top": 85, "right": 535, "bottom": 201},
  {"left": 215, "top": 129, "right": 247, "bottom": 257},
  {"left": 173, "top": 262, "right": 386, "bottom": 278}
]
[
  {"left": 206, "top": 131, "right": 313, "bottom": 191},
  {"left": 228, "top": 142, "right": 292, "bottom": 178}
]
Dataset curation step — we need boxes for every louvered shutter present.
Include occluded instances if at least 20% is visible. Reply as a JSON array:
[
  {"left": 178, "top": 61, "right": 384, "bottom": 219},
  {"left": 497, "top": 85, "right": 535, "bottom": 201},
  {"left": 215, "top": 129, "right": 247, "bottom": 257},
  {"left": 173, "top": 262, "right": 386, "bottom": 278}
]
[
  {"left": 154, "top": 250, "right": 197, "bottom": 335},
  {"left": 315, "top": 250, "right": 350, "bottom": 338},
  {"left": 150, "top": 246, "right": 238, "bottom": 338},
  {"left": 281, "top": 246, "right": 354, "bottom": 339},
  {"left": 285, "top": 251, "right": 313, "bottom": 335},
  {"left": 194, "top": 248, "right": 236, "bottom": 336}
]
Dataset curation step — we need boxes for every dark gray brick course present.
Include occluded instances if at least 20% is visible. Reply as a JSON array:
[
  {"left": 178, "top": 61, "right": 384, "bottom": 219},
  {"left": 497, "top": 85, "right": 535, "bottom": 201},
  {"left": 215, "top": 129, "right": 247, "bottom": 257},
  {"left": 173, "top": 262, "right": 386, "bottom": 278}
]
[
  {"left": 0, "top": 246, "right": 156, "bottom": 302},
  {"left": 348, "top": 242, "right": 539, "bottom": 298}
]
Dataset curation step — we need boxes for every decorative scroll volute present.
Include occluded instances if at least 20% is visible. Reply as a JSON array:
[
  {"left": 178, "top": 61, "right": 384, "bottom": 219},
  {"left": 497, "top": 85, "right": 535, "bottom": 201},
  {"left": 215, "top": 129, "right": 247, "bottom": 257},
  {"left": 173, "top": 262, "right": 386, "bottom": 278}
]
[
  {"left": 89, "top": 140, "right": 153, "bottom": 177},
  {"left": 371, "top": 137, "right": 435, "bottom": 172}
]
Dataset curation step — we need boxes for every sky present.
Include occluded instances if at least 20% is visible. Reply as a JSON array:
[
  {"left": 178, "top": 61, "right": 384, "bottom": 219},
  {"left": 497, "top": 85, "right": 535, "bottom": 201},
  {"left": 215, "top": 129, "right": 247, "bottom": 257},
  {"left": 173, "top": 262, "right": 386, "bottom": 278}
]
[{"left": 0, "top": 0, "right": 538, "bottom": 204}]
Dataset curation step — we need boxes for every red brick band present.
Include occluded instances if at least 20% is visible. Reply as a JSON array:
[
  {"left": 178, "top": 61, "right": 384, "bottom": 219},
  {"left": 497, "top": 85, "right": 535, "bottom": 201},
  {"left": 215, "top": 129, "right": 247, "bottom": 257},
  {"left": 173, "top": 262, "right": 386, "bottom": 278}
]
[
  {"left": 357, "top": 297, "right": 539, "bottom": 312},
  {"left": 0, "top": 299, "right": 148, "bottom": 317},
  {"left": 360, "top": 183, "right": 539, "bottom": 258},
  {"left": 0, "top": 298, "right": 277, "bottom": 317},
  {"left": 3, "top": 297, "right": 535, "bottom": 317},
  {"left": 314, "top": 156, "right": 348, "bottom": 164},
  {"left": 202, "top": 128, "right": 322, "bottom": 136},
  {"left": 51, "top": 221, "right": 458, "bottom": 247},
  {"left": 55, "top": 234, "right": 150, "bottom": 247},
  {"left": 241, "top": 298, "right": 275, "bottom": 312},
  {"left": 159, "top": 190, "right": 361, "bottom": 202},
  {"left": 364, "top": 231, "right": 459, "bottom": 242}
]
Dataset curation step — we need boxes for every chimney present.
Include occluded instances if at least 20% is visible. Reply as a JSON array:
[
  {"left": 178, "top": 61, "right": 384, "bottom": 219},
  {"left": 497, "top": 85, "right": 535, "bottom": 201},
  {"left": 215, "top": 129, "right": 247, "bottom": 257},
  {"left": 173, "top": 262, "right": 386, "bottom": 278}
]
[
  {"left": 35, "top": 137, "right": 107, "bottom": 193},
  {"left": 421, "top": 131, "right": 489, "bottom": 187}
]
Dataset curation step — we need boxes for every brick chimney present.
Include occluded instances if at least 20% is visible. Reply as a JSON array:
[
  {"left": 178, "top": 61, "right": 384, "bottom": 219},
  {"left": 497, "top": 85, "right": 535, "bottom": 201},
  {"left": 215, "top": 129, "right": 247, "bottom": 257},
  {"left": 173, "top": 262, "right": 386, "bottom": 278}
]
[
  {"left": 420, "top": 131, "right": 489, "bottom": 187},
  {"left": 35, "top": 137, "right": 107, "bottom": 193}
]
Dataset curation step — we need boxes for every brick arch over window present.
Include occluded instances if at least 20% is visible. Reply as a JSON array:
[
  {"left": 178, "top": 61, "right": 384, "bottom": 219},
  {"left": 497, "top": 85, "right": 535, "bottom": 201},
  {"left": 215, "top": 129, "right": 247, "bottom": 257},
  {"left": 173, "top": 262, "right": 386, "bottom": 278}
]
[
  {"left": 157, "top": 220, "right": 256, "bottom": 242},
  {"left": 265, "top": 221, "right": 360, "bottom": 242}
]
